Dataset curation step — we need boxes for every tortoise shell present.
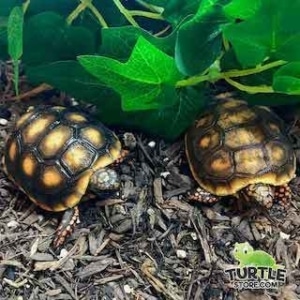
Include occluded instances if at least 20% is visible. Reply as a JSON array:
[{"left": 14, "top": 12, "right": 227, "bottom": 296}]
[
  {"left": 185, "top": 99, "right": 296, "bottom": 196},
  {"left": 4, "top": 106, "right": 121, "bottom": 212}
]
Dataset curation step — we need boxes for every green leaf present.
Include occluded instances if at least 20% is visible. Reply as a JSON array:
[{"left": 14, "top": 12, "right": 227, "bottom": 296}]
[
  {"left": 7, "top": 6, "right": 23, "bottom": 60},
  {"left": 7, "top": 6, "right": 23, "bottom": 96},
  {"left": 175, "top": 0, "right": 230, "bottom": 76},
  {"left": 78, "top": 36, "right": 183, "bottom": 111},
  {"left": 26, "top": 61, "right": 206, "bottom": 140},
  {"left": 223, "top": 0, "right": 262, "bottom": 20},
  {"left": 223, "top": 0, "right": 300, "bottom": 67},
  {"left": 23, "top": 12, "right": 96, "bottom": 65},
  {"left": 99, "top": 26, "right": 176, "bottom": 61},
  {"left": 273, "top": 62, "right": 300, "bottom": 95}
]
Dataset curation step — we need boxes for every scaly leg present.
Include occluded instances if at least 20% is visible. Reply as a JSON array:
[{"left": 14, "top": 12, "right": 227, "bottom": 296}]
[
  {"left": 53, "top": 206, "right": 80, "bottom": 248},
  {"left": 274, "top": 184, "right": 292, "bottom": 208}
]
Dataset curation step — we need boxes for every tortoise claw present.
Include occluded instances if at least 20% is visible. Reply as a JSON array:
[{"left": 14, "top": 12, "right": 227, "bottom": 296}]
[{"left": 53, "top": 207, "right": 80, "bottom": 248}]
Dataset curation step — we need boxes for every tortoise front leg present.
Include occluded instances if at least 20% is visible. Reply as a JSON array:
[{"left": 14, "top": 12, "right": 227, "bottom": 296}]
[
  {"left": 274, "top": 184, "right": 292, "bottom": 207},
  {"left": 53, "top": 206, "right": 80, "bottom": 248}
]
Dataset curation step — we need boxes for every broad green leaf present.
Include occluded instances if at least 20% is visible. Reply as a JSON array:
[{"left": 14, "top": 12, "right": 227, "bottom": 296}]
[
  {"left": 223, "top": 0, "right": 300, "bottom": 67},
  {"left": 7, "top": 6, "right": 23, "bottom": 60},
  {"left": 273, "top": 62, "right": 300, "bottom": 95},
  {"left": 99, "top": 26, "right": 176, "bottom": 61},
  {"left": 175, "top": 0, "right": 230, "bottom": 76},
  {"left": 78, "top": 36, "right": 183, "bottom": 111},
  {"left": 26, "top": 61, "right": 205, "bottom": 140},
  {"left": 223, "top": 0, "right": 262, "bottom": 20},
  {"left": 23, "top": 12, "right": 95, "bottom": 65}
]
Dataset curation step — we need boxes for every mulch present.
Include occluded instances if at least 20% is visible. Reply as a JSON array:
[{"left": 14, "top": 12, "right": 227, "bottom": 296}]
[{"left": 0, "top": 61, "right": 299, "bottom": 300}]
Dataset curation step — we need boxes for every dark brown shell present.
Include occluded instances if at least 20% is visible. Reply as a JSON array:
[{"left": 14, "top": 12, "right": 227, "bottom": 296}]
[
  {"left": 185, "top": 99, "right": 296, "bottom": 196},
  {"left": 4, "top": 106, "right": 121, "bottom": 212}
]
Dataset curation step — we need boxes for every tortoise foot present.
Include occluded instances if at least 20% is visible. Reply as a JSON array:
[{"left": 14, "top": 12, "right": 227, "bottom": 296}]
[
  {"left": 187, "top": 187, "right": 219, "bottom": 204},
  {"left": 274, "top": 184, "right": 291, "bottom": 208},
  {"left": 53, "top": 207, "right": 80, "bottom": 248}
]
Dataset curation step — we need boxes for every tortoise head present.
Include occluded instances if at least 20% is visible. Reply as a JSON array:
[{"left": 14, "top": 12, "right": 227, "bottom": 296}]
[
  {"left": 243, "top": 183, "right": 275, "bottom": 208},
  {"left": 89, "top": 168, "right": 120, "bottom": 193}
]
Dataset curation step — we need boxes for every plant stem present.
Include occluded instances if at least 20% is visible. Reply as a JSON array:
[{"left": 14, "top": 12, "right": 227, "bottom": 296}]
[
  {"left": 176, "top": 60, "right": 287, "bottom": 88},
  {"left": 112, "top": 0, "right": 140, "bottom": 27},
  {"left": 223, "top": 77, "right": 274, "bottom": 94},
  {"left": 135, "top": 0, "right": 164, "bottom": 13},
  {"left": 67, "top": 0, "right": 108, "bottom": 28},
  {"left": 129, "top": 10, "right": 163, "bottom": 20},
  {"left": 224, "top": 60, "right": 287, "bottom": 78},
  {"left": 66, "top": 2, "right": 87, "bottom": 25},
  {"left": 87, "top": 2, "right": 108, "bottom": 28}
]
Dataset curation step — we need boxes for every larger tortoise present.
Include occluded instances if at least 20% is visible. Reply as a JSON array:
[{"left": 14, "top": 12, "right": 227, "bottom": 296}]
[
  {"left": 185, "top": 97, "right": 296, "bottom": 208},
  {"left": 3, "top": 106, "right": 124, "bottom": 247}
]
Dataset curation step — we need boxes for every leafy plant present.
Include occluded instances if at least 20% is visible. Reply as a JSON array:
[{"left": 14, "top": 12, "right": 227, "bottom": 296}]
[
  {"left": 2, "top": 0, "right": 300, "bottom": 140},
  {"left": 7, "top": 5, "right": 23, "bottom": 95}
]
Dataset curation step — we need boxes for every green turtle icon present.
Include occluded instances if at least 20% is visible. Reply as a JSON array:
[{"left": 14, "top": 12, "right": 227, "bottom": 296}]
[{"left": 232, "top": 242, "right": 281, "bottom": 269}]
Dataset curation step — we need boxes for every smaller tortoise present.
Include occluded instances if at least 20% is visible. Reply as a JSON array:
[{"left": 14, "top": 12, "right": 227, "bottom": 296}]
[
  {"left": 3, "top": 106, "right": 125, "bottom": 247},
  {"left": 185, "top": 97, "right": 296, "bottom": 208}
]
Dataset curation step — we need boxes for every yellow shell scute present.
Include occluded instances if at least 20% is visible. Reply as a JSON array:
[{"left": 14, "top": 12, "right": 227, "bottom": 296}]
[
  {"left": 217, "top": 108, "right": 257, "bottom": 129},
  {"left": 266, "top": 141, "right": 288, "bottom": 167},
  {"left": 42, "top": 166, "right": 64, "bottom": 188},
  {"left": 206, "top": 149, "right": 233, "bottom": 178},
  {"left": 39, "top": 125, "right": 72, "bottom": 158},
  {"left": 22, "top": 153, "right": 37, "bottom": 176},
  {"left": 235, "top": 148, "right": 267, "bottom": 175},
  {"left": 16, "top": 111, "right": 34, "bottom": 129},
  {"left": 80, "top": 127, "right": 104, "bottom": 149},
  {"left": 8, "top": 140, "right": 18, "bottom": 162},
  {"left": 195, "top": 114, "right": 214, "bottom": 128},
  {"left": 225, "top": 126, "right": 265, "bottom": 149},
  {"left": 62, "top": 142, "right": 94, "bottom": 175},
  {"left": 22, "top": 114, "right": 55, "bottom": 144},
  {"left": 65, "top": 113, "right": 87, "bottom": 123},
  {"left": 62, "top": 171, "right": 92, "bottom": 209},
  {"left": 198, "top": 128, "right": 221, "bottom": 150}
]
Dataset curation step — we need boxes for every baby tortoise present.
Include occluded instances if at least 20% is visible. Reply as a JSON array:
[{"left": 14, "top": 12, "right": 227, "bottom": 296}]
[
  {"left": 3, "top": 106, "right": 125, "bottom": 247},
  {"left": 185, "top": 97, "right": 296, "bottom": 208}
]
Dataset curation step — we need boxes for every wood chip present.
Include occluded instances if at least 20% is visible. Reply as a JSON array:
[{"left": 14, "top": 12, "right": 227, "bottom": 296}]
[{"left": 77, "top": 258, "right": 115, "bottom": 279}]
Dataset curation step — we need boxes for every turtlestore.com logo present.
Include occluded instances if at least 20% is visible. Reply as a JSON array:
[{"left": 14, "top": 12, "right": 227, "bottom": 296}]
[{"left": 224, "top": 242, "right": 287, "bottom": 290}]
